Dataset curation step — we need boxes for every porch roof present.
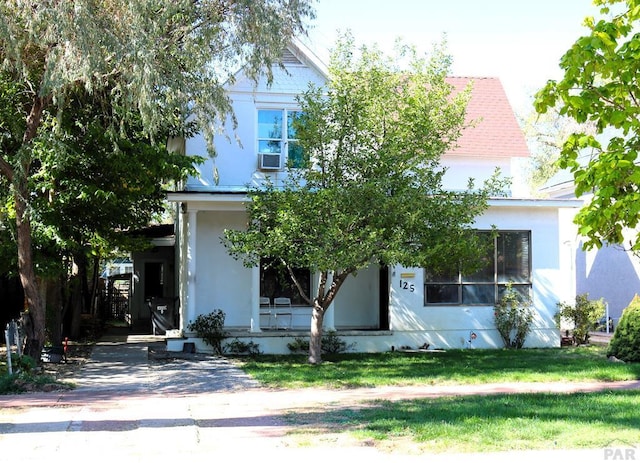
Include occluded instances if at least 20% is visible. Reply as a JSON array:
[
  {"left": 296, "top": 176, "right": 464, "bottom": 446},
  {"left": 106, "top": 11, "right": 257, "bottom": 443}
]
[{"left": 168, "top": 190, "right": 583, "bottom": 211}]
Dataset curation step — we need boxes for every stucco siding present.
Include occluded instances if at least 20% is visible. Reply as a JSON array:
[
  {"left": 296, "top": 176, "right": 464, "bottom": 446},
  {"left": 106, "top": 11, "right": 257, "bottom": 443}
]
[
  {"left": 333, "top": 266, "right": 379, "bottom": 328},
  {"left": 385, "top": 203, "right": 572, "bottom": 349},
  {"left": 441, "top": 156, "right": 511, "bottom": 192},
  {"left": 195, "top": 211, "right": 252, "bottom": 327}
]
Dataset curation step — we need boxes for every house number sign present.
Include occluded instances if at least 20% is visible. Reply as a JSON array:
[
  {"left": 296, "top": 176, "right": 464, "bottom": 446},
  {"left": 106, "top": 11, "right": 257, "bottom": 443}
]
[{"left": 399, "top": 272, "right": 416, "bottom": 292}]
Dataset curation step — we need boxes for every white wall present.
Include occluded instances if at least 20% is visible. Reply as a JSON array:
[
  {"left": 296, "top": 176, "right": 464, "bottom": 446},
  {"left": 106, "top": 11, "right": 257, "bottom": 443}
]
[
  {"left": 194, "top": 211, "right": 253, "bottom": 327},
  {"left": 334, "top": 265, "right": 379, "bottom": 329},
  {"left": 440, "top": 156, "right": 533, "bottom": 199},
  {"left": 185, "top": 64, "right": 326, "bottom": 191},
  {"left": 441, "top": 156, "right": 511, "bottom": 192},
  {"left": 387, "top": 202, "right": 574, "bottom": 350}
]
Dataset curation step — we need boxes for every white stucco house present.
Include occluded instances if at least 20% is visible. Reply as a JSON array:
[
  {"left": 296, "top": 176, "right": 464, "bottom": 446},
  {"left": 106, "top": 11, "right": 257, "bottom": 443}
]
[{"left": 164, "top": 41, "right": 582, "bottom": 354}]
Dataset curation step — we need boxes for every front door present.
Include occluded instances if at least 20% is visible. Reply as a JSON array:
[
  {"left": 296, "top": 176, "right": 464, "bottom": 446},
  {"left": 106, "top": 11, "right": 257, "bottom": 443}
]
[
  {"left": 144, "top": 262, "right": 164, "bottom": 300},
  {"left": 379, "top": 266, "right": 390, "bottom": 330}
]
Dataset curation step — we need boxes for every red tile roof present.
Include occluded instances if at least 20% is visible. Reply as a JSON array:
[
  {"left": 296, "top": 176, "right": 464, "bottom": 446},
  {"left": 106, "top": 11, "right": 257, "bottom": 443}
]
[{"left": 445, "top": 77, "right": 529, "bottom": 158}]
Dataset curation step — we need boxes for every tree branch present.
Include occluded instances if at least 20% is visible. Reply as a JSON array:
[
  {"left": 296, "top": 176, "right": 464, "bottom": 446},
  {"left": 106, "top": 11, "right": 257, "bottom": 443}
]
[
  {"left": 285, "top": 260, "right": 314, "bottom": 306},
  {"left": 323, "top": 267, "right": 356, "bottom": 308},
  {"left": 0, "top": 155, "right": 14, "bottom": 182},
  {"left": 23, "top": 94, "right": 52, "bottom": 145}
]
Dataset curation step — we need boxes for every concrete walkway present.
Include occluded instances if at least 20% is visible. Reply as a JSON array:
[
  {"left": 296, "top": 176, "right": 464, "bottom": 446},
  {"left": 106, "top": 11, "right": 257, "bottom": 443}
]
[{"left": 0, "top": 332, "right": 637, "bottom": 462}]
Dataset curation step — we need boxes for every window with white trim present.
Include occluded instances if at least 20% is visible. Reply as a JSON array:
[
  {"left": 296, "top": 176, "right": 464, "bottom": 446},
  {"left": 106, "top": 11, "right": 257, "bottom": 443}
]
[
  {"left": 257, "top": 109, "right": 304, "bottom": 170},
  {"left": 424, "top": 231, "right": 531, "bottom": 305}
]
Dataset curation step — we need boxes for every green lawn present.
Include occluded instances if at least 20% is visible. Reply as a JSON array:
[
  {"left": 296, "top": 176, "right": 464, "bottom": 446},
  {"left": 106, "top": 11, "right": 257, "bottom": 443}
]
[
  {"left": 237, "top": 346, "right": 640, "bottom": 453},
  {"left": 286, "top": 390, "right": 640, "bottom": 453},
  {"left": 237, "top": 346, "right": 640, "bottom": 388}
]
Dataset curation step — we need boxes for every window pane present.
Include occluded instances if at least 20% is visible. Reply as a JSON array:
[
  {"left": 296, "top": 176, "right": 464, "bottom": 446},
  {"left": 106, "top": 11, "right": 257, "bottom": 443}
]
[
  {"left": 462, "top": 238, "right": 494, "bottom": 283},
  {"left": 287, "top": 111, "right": 301, "bottom": 139},
  {"left": 260, "top": 259, "right": 310, "bottom": 306},
  {"left": 498, "top": 284, "right": 531, "bottom": 301},
  {"left": 290, "top": 267, "right": 311, "bottom": 305},
  {"left": 497, "top": 232, "right": 530, "bottom": 283},
  {"left": 287, "top": 141, "right": 305, "bottom": 168},
  {"left": 425, "top": 284, "right": 459, "bottom": 304},
  {"left": 258, "top": 140, "right": 282, "bottom": 154},
  {"left": 258, "top": 110, "right": 283, "bottom": 139},
  {"left": 462, "top": 285, "right": 495, "bottom": 304},
  {"left": 424, "top": 267, "right": 458, "bottom": 283}
]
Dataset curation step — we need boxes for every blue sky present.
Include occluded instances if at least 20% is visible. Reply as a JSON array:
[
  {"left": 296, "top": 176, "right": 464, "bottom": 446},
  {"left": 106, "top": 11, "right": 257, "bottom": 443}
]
[{"left": 304, "top": 0, "right": 601, "bottom": 114}]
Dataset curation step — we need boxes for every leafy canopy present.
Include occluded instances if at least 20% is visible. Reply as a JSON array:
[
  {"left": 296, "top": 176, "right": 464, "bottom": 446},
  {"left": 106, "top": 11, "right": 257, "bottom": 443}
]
[
  {"left": 0, "top": 0, "right": 314, "bottom": 152},
  {"left": 535, "top": 0, "right": 640, "bottom": 250},
  {"left": 224, "top": 35, "right": 506, "bottom": 302},
  {"left": 0, "top": 72, "right": 200, "bottom": 273}
]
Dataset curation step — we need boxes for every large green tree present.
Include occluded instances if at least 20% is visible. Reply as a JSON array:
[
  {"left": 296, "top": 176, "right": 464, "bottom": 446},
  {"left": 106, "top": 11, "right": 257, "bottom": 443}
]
[
  {"left": 535, "top": 0, "right": 640, "bottom": 251},
  {"left": 0, "top": 0, "right": 314, "bottom": 359},
  {"left": 0, "top": 73, "right": 200, "bottom": 342},
  {"left": 35, "top": 89, "right": 201, "bottom": 340},
  {"left": 224, "top": 36, "right": 505, "bottom": 364}
]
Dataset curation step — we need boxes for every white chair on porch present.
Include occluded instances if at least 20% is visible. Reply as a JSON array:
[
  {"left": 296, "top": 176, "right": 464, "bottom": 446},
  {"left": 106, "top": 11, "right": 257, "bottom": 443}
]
[
  {"left": 259, "top": 297, "right": 272, "bottom": 329},
  {"left": 273, "top": 297, "right": 293, "bottom": 330}
]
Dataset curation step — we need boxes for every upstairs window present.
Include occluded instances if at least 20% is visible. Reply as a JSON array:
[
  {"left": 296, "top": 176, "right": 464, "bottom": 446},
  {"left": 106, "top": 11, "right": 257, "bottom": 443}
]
[
  {"left": 424, "top": 231, "right": 531, "bottom": 305},
  {"left": 257, "top": 109, "right": 304, "bottom": 170}
]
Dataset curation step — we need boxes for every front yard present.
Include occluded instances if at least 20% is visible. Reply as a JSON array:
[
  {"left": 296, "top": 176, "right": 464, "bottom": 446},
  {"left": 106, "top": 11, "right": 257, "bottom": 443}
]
[
  {"left": 236, "top": 346, "right": 640, "bottom": 388},
  {"left": 236, "top": 346, "right": 640, "bottom": 453}
]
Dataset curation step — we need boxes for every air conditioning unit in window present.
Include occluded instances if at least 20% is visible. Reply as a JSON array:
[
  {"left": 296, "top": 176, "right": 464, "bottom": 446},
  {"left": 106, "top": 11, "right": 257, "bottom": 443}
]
[{"left": 259, "top": 153, "right": 282, "bottom": 170}]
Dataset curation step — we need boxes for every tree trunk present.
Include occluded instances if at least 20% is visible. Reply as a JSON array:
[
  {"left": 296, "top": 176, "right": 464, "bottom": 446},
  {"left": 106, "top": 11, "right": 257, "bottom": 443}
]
[
  {"left": 308, "top": 302, "right": 325, "bottom": 365},
  {"left": 89, "top": 256, "right": 101, "bottom": 317},
  {"left": 69, "top": 275, "right": 83, "bottom": 339},
  {"left": 14, "top": 95, "right": 49, "bottom": 361},
  {"left": 16, "top": 189, "right": 45, "bottom": 360}
]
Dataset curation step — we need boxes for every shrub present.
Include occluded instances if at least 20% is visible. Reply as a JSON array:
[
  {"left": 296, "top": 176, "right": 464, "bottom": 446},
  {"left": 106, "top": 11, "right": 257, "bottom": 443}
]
[
  {"left": 607, "top": 294, "right": 640, "bottom": 362},
  {"left": 14, "top": 354, "right": 36, "bottom": 373},
  {"left": 187, "top": 310, "right": 228, "bottom": 355},
  {"left": 287, "top": 331, "right": 355, "bottom": 354},
  {"left": 555, "top": 293, "right": 605, "bottom": 345},
  {"left": 494, "top": 283, "right": 534, "bottom": 349},
  {"left": 226, "top": 338, "right": 262, "bottom": 356},
  {"left": 287, "top": 337, "right": 309, "bottom": 354},
  {"left": 321, "top": 330, "right": 356, "bottom": 354}
]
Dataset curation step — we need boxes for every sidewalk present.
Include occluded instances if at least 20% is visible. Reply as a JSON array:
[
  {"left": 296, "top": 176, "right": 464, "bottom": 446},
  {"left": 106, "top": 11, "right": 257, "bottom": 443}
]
[{"left": 0, "top": 331, "right": 636, "bottom": 462}]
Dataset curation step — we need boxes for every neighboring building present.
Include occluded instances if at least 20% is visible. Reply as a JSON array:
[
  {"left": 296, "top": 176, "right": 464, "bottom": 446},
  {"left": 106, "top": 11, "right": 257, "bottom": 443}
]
[
  {"left": 542, "top": 167, "right": 640, "bottom": 327},
  {"left": 166, "top": 41, "right": 582, "bottom": 353}
]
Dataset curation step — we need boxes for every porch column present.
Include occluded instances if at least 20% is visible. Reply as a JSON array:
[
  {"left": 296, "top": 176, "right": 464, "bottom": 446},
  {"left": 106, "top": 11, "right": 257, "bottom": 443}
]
[
  {"left": 250, "top": 265, "right": 262, "bottom": 333},
  {"left": 324, "top": 271, "right": 335, "bottom": 331},
  {"left": 185, "top": 209, "right": 197, "bottom": 330}
]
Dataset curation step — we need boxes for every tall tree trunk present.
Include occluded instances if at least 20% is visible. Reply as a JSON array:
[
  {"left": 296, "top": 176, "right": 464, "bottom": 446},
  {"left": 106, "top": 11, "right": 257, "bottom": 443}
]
[
  {"left": 308, "top": 302, "right": 325, "bottom": 365},
  {"left": 16, "top": 187, "right": 45, "bottom": 359},
  {"left": 15, "top": 95, "right": 50, "bottom": 360},
  {"left": 88, "top": 256, "right": 101, "bottom": 317}
]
